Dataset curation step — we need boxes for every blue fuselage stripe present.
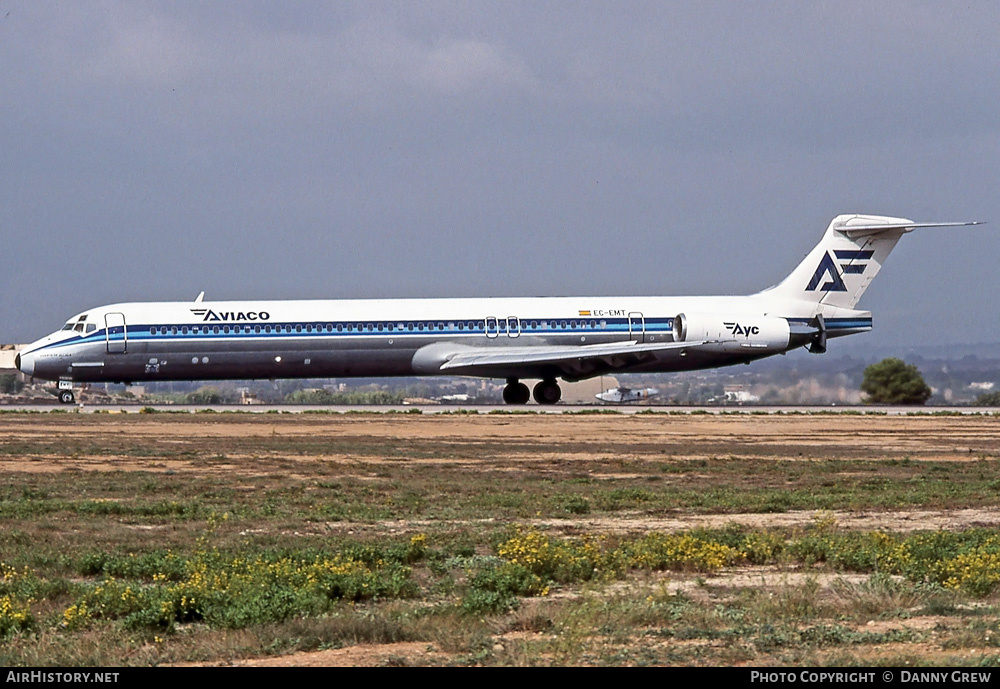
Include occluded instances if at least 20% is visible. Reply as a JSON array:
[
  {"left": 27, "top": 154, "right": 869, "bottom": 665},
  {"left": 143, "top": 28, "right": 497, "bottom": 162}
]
[{"left": 33, "top": 317, "right": 679, "bottom": 352}]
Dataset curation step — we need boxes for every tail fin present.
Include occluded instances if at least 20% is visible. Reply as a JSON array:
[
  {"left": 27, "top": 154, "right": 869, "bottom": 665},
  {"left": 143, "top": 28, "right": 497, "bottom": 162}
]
[{"left": 760, "top": 214, "right": 980, "bottom": 309}]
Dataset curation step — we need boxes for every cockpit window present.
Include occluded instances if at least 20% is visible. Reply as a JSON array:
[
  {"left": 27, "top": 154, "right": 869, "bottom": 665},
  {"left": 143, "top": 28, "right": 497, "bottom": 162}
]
[
  {"left": 86, "top": 324, "right": 97, "bottom": 333},
  {"left": 74, "top": 323, "right": 85, "bottom": 332},
  {"left": 62, "top": 323, "right": 75, "bottom": 331}
]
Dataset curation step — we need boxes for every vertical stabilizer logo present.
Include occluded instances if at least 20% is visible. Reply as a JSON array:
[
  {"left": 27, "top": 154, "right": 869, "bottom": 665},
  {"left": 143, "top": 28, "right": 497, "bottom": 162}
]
[{"left": 806, "top": 250, "right": 874, "bottom": 292}]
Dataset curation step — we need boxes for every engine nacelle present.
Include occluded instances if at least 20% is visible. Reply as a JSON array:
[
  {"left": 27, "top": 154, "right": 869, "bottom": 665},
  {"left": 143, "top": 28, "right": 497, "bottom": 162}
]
[{"left": 672, "top": 313, "right": 790, "bottom": 352}]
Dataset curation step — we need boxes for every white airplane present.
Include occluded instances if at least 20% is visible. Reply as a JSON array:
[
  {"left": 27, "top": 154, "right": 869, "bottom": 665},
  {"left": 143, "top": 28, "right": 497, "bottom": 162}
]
[
  {"left": 16, "top": 214, "right": 979, "bottom": 405},
  {"left": 595, "top": 386, "right": 660, "bottom": 404}
]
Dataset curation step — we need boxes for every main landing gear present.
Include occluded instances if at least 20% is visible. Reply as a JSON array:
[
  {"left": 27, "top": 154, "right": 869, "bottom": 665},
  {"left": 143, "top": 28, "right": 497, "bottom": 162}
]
[
  {"left": 502, "top": 379, "right": 530, "bottom": 405},
  {"left": 502, "top": 378, "right": 562, "bottom": 405},
  {"left": 533, "top": 379, "right": 562, "bottom": 405}
]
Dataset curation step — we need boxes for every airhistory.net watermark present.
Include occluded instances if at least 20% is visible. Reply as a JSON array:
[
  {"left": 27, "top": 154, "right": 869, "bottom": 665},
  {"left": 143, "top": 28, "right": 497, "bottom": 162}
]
[{"left": 6, "top": 672, "right": 119, "bottom": 683}]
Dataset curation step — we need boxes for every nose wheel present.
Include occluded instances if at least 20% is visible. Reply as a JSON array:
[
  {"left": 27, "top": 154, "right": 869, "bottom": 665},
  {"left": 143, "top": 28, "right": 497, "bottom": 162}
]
[{"left": 58, "top": 390, "right": 76, "bottom": 404}]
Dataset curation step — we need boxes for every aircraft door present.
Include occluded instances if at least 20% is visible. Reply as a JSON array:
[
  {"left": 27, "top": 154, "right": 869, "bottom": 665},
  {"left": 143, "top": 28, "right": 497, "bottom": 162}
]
[
  {"left": 507, "top": 316, "right": 520, "bottom": 338},
  {"left": 485, "top": 317, "right": 499, "bottom": 339},
  {"left": 628, "top": 312, "right": 645, "bottom": 343},
  {"left": 105, "top": 313, "right": 127, "bottom": 354}
]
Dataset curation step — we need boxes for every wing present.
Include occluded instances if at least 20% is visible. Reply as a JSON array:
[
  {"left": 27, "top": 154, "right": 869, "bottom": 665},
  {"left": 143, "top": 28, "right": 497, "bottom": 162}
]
[{"left": 414, "top": 339, "right": 708, "bottom": 381}]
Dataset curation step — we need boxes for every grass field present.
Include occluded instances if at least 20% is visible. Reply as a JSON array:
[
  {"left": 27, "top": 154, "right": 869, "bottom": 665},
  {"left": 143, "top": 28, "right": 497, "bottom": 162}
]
[{"left": 2, "top": 410, "right": 1000, "bottom": 666}]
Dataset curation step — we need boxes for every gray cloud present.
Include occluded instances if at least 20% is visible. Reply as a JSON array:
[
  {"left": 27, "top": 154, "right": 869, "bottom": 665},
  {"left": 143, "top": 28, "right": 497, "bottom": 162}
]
[{"left": 2, "top": 1, "right": 997, "bottom": 347}]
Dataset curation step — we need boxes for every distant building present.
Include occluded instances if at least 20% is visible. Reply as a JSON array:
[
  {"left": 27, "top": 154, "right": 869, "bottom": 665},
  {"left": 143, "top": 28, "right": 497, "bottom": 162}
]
[
  {"left": 0, "top": 345, "right": 23, "bottom": 372},
  {"left": 723, "top": 388, "right": 760, "bottom": 404}
]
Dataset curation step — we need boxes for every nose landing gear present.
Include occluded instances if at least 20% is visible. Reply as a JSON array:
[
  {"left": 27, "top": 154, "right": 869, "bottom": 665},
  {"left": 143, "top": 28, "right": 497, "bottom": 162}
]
[{"left": 57, "top": 380, "right": 76, "bottom": 404}]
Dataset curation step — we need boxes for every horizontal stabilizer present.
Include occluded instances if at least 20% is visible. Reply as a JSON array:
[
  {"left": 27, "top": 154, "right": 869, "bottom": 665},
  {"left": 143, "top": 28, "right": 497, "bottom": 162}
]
[{"left": 838, "top": 220, "right": 982, "bottom": 238}]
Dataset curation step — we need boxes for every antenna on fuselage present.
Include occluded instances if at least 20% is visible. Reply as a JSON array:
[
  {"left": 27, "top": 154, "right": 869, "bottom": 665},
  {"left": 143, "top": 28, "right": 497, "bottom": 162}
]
[{"left": 194, "top": 291, "right": 205, "bottom": 303}]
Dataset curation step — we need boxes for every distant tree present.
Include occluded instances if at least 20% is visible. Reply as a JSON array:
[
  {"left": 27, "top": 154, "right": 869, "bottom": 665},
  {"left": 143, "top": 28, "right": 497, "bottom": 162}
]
[
  {"left": 860, "top": 358, "right": 932, "bottom": 405},
  {"left": 283, "top": 389, "right": 405, "bottom": 405},
  {"left": 974, "top": 391, "right": 1000, "bottom": 406},
  {"left": 0, "top": 374, "right": 23, "bottom": 395},
  {"left": 185, "top": 386, "right": 231, "bottom": 405}
]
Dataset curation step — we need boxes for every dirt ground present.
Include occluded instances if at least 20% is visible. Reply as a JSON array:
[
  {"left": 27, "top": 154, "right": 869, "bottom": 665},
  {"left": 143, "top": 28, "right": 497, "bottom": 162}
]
[
  {"left": 4, "top": 412, "right": 999, "bottom": 666},
  {"left": 5, "top": 412, "right": 1000, "bottom": 534}
]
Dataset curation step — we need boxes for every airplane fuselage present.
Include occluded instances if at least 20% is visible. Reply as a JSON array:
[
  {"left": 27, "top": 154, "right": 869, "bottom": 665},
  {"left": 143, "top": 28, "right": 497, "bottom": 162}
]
[
  {"left": 20, "top": 215, "right": 973, "bottom": 404},
  {"left": 17, "top": 293, "right": 869, "bottom": 386}
]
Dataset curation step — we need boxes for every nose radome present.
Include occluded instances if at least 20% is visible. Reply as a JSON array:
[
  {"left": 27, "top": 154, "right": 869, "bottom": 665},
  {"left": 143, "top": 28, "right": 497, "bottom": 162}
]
[{"left": 16, "top": 351, "right": 33, "bottom": 377}]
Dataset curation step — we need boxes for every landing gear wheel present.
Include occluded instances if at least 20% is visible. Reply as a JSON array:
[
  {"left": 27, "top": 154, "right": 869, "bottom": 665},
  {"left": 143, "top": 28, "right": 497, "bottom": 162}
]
[
  {"left": 502, "top": 379, "right": 530, "bottom": 405},
  {"left": 533, "top": 379, "right": 562, "bottom": 405},
  {"left": 58, "top": 390, "right": 75, "bottom": 404}
]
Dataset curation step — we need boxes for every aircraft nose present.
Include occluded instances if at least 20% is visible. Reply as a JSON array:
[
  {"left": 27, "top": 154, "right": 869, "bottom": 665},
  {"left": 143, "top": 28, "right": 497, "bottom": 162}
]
[{"left": 16, "top": 351, "right": 34, "bottom": 377}]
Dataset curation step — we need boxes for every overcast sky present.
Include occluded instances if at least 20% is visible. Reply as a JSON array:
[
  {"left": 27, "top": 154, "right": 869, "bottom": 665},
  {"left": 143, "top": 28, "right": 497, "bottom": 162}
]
[{"left": 2, "top": 1, "right": 997, "bottom": 348}]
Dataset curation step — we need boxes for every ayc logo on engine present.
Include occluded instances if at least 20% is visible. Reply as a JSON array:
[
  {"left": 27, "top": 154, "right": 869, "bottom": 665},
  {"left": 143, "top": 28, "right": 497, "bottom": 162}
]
[{"left": 724, "top": 322, "right": 759, "bottom": 338}]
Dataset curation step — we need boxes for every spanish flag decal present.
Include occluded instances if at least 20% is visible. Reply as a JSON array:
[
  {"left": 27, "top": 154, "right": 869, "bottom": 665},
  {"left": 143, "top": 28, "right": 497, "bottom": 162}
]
[{"left": 578, "top": 310, "right": 591, "bottom": 316}]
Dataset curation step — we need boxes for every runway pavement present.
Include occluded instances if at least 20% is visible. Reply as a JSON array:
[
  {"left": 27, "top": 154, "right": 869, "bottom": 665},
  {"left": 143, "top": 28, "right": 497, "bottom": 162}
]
[{"left": 1, "top": 403, "right": 996, "bottom": 415}]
